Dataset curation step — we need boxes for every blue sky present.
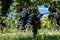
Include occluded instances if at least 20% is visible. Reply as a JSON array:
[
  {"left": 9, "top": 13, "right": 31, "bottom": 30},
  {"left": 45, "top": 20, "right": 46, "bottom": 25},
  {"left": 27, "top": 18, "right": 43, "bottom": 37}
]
[
  {"left": 38, "top": 5, "right": 49, "bottom": 14},
  {"left": 38, "top": 5, "right": 49, "bottom": 19}
]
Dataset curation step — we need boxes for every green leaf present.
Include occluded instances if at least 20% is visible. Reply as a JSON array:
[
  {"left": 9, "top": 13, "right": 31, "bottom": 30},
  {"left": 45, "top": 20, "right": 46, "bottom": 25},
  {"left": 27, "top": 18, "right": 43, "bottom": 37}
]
[
  {"left": 37, "top": 0, "right": 44, "bottom": 6},
  {"left": 44, "top": 3, "right": 49, "bottom": 8}
]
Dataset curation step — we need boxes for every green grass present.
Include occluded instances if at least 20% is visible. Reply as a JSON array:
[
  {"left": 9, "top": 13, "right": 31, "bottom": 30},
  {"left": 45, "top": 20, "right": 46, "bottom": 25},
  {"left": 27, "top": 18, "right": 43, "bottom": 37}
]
[{"left": 0, "top": 30, "right": 60, "bottom": 40}]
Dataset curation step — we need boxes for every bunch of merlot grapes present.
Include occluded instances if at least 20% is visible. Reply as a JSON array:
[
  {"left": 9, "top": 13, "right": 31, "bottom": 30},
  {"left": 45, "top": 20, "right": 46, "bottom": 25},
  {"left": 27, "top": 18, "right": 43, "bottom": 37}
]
[{"left": 1, "top": 0, "right": 12, "bottom": 16}]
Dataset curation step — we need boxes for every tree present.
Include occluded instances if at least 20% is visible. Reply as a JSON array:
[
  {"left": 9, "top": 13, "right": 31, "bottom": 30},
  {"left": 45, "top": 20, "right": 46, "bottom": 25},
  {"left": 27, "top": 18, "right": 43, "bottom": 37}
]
[
  {"left": 1, "top": 0, "right": 60, "bottom": 16},
  {"left": 0, "top": 0, "right": 60, "bottom": 36}
]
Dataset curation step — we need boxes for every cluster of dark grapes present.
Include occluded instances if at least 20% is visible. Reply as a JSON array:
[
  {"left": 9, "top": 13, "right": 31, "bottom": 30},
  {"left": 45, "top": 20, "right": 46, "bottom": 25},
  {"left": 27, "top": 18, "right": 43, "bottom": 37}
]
[
  {"left": 49, "top": 2, "right": 60, "bottom": 27},
  {"left": 1, "top": 0, "right": 12, "bottom": 16},
  {"left": 17, "top": 8, "right": 41, "bottom": 37},
  {"left": 0, "top": 0, "right": 12, "bottom": 33},
  {"left": 17, "top": 8, "right": 31, "bottom": 30}
]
